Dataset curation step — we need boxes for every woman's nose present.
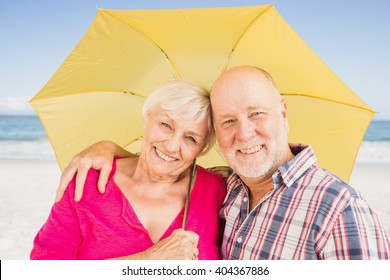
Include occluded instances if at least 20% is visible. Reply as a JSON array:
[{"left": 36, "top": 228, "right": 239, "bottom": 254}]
[{"left": 165, "top": 134, "right": 181, "bottom": 152}]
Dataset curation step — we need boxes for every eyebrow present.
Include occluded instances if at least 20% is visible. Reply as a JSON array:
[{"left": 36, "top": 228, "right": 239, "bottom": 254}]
[
  {"left": 159, "top": 112, "right": 205, "bottom": 139},
  {"left": 217, "top": 105, "right": 266, "bottom": 119},
  {"left": 157, "top": 112, "right": 175, "bottom": 122}
]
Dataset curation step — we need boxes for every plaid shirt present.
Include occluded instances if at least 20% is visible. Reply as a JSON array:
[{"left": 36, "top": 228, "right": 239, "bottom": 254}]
[{"left": 219, "top": 144, "right": 390, "bottom": 259}]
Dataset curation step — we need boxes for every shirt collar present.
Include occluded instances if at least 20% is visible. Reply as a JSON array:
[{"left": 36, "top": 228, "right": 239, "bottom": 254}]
[
  {"left": 226, "top": 144, "right": 317, "bottom": 190},
  {"left": 274, "top": 144, "right": 317, "bottom": 188}
]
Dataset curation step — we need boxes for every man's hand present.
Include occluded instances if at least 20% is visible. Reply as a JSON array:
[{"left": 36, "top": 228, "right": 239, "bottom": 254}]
[{"left": 55, "top": 141, "right": 130, "bottom": 202}]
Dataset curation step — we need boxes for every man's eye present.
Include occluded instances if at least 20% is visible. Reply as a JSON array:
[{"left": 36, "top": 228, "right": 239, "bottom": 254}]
[
  {"left": 220, "top": 119, "right": 235, "bottom": 128},
  {"left": 250, "top": 112, "right": 265, "bottom": 118}
]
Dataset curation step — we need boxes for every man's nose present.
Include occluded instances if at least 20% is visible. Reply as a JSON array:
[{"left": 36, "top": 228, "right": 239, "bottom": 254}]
[{"left": 236, "top": 120, "right": 256, "bottom": 142}]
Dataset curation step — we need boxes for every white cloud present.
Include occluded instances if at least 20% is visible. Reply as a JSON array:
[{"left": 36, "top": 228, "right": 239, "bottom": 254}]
[{"left": 0, "top": 96, "right": 35, "bottom": 115}]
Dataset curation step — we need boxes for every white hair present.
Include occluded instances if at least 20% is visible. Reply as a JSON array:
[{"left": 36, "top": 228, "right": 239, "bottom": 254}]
[{"left": 142, "top": 80, "right": 215, "bottom": 156}]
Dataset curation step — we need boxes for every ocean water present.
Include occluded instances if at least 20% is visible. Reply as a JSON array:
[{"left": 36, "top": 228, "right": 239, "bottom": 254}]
[
  {"left": 0, "top": 115, "right": 389, "bottom": 162},
  {"left": 355, "top": 120, "right": 390, "bottom": 163},
  {"left": 0, "top": 115, "right": 54, "bottom": 160}
]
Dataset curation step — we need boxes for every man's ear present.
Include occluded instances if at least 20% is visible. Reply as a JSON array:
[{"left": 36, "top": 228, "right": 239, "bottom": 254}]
[{"left": 280, "top": 99, "right": 289, "bottom": 131}]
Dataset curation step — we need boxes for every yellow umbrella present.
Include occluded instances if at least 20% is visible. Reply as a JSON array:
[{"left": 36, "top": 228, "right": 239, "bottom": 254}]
[{"left": 30, "top": 4, "right": 374, "bottom": 182}]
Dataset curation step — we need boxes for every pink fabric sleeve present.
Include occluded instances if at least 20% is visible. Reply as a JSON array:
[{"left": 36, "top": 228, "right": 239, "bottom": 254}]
[{"left": 30, "top": 177, "right": 81, "bottom": 259}]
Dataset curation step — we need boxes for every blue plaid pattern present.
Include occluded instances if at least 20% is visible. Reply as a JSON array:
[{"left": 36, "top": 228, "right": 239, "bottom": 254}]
[{"left": 219, "top": 145, "right": 390, "bottom": 259}]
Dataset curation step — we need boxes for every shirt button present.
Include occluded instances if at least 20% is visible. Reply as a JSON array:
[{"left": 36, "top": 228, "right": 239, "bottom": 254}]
[
  {"left": 243, "top": 197, "right": 248, "bottom": 202},
  {"left": 237, "top": 236, "right": 243, "bottom": 243}
]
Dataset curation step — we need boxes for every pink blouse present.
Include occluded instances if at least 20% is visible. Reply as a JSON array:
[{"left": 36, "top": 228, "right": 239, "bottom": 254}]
[{"left": 31, "top": 161, "right": 227, "bottom": 260}]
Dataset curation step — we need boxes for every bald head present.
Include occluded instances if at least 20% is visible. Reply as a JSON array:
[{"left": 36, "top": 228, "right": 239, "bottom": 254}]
[
  {"left": 210, "top": 65, "right": 291, "bottom": 181},
  {"left": 211, "top": 66, "right": 281, "bottom": 101}
]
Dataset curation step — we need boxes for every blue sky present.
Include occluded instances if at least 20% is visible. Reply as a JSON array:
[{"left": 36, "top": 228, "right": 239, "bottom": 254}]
[{"left": 1, "top": 0, "right": 389, "bottom": 119}]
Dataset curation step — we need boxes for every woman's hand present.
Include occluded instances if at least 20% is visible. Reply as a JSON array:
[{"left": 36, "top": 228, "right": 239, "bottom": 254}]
[
  {"left": 55, "top": 140, "right": 130, "bottom": 202},
  {"left": 146, "top": 229, "right": 200, "bottom": 260},
  {"left": 111, "top": 229, "right": 200, "bottom": 260}
]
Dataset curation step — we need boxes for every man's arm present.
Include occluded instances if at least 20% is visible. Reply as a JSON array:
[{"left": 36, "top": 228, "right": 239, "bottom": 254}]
[
  {"left": 321, "top": 198, "right": 390, "bottom": 259},
  {"left": 55, "top": 140, "right": 132, "bottom": 202}
]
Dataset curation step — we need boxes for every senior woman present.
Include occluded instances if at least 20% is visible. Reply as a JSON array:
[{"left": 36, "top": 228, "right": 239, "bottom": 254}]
[{"left": 30, "top": 80, "right": 227, "bottom": 260}]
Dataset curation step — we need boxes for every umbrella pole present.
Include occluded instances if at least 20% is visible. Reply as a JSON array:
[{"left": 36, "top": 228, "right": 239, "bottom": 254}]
[{"left": 182, "top": 158, "right": 197, "bottom": 230}]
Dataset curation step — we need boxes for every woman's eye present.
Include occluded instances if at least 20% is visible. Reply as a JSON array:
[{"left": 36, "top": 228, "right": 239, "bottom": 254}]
[
  {"left": 187, "top": 136, "right": 197, "bottom": 143},
  {"left": 161, "top": 122, "right": 171, "bottom": 129}
]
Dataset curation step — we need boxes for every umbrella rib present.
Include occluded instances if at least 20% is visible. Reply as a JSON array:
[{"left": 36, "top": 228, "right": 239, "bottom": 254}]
[
  {"left": 103, "top": 9, "right": 181, "bottom": 79},
  {"left": 223, "top": 4, "right": 274, "bottom": 72},
  {"left": 29, "top": 90, "right": 147, "bottom": 103},
  {"left": 122, "top": 136, "right": 143, "bottom": 150},
  {"left": 281, "top": 93, "right": 376, "bottom": 113}
]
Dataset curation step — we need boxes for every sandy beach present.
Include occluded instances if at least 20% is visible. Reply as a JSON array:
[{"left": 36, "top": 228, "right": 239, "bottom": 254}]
[
  {"left": 0, "top": 159, "right": 60, "bottom": 259},
  {"left": 0, "top": 158, "right": 389, "bottom": 260}
]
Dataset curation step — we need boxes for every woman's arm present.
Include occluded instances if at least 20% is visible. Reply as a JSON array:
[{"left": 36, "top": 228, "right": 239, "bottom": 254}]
[{"left": 31, "top": 184, "right": 81, "bottom": 259}]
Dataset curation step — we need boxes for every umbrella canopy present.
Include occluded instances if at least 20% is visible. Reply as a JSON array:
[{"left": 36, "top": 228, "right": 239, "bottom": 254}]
[{"left": 30, "top": 4, "right": 374, "bottom": 182}]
